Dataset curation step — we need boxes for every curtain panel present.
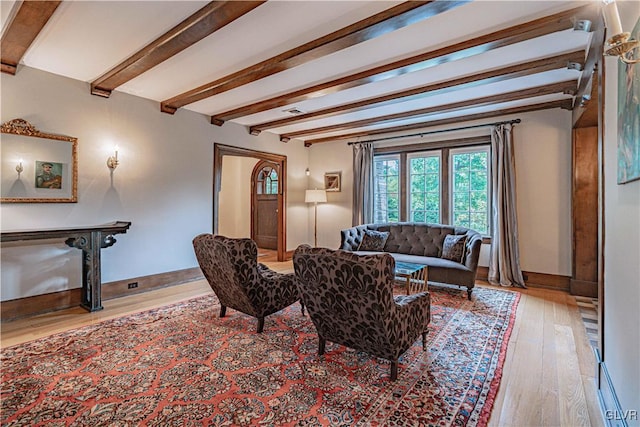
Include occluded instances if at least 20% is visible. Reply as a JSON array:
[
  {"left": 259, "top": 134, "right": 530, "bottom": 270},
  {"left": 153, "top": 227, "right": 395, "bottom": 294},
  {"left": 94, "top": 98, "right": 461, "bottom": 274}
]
[
  {"left": 489, "top": 124, "right": 526, "bottom": 288},
  {"left": 352, "top": 143, "right": 374, "bottom": 226}
]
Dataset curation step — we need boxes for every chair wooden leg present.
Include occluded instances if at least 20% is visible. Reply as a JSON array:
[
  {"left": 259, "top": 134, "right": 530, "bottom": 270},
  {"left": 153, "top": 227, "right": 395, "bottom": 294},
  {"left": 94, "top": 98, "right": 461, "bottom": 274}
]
[
  {"left": 422, "top": 331, "right": 428, "bottom": 351},
  {"left": 257, "top": 317, "right": 265, "bottom": 333},
  {"left": 467, "top": 288, "right": 473, "bottom": 300},
  {"left": 390, "top": 360, "right": 398, "bottom": 381},
  {"left": 219, "top": 306, "right": 227, "bottom": 318},
  {"left": 318, "top": 336, "right": 326, "bottom": 356}
]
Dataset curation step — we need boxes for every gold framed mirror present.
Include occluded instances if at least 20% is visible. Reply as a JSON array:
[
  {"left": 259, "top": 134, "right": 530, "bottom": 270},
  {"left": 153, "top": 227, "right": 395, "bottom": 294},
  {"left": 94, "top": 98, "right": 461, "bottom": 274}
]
[{"left": 1, "top": 119, "right": 78, "bottom": 203}]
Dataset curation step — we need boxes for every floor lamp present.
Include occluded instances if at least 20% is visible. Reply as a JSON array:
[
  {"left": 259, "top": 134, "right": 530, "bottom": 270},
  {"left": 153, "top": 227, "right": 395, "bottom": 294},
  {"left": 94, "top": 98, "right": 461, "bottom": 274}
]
[{"left": 305, "top": 189, "right": 327, "bottom": 247}]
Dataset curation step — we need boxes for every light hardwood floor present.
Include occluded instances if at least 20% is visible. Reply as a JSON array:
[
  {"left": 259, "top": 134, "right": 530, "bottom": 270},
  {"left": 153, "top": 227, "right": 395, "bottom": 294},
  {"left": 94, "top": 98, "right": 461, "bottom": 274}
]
[{"left": 1, "top": 262, "right": 603, "bottom": 427}]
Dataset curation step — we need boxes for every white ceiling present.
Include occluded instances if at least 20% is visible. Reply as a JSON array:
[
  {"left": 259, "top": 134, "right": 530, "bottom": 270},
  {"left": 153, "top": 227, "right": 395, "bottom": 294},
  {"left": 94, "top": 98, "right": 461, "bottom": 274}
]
[{"left": 1, "top": 0, "right": 603, "bottom": 144}]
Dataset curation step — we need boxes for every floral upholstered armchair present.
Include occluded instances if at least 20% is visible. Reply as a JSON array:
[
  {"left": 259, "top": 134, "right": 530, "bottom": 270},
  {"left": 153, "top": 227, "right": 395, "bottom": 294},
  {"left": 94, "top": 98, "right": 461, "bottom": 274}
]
[
  {"left": 192, "top": 234, "right": 302, "bottom": 333},
  {"left": 293, "top": 245, "right": 430, "bottom": 381}
]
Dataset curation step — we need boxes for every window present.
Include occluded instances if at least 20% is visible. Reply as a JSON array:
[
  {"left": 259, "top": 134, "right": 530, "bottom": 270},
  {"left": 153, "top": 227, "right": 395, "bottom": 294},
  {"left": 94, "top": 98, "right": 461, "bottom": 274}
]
[
  {"left": 372, "top": 144, "right": 491, "bottom": 234},
  {"left": 256, "top": 166, "right": 278, "bottom": 195},
  {"left": 408, "top": 152, "right": 440, "bottom": 223},
  {"left": 373, "top": 155, "right": 400, "bottom": 223},
  {"left": 450, "top": 147, "right": 490, "bottom": 234}
]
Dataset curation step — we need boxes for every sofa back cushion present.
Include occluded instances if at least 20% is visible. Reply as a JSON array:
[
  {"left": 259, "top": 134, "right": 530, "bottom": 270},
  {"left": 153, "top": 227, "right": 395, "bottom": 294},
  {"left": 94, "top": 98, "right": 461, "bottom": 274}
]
[{"left": 368, "top": 223, "right": 457, "bottom": 257}]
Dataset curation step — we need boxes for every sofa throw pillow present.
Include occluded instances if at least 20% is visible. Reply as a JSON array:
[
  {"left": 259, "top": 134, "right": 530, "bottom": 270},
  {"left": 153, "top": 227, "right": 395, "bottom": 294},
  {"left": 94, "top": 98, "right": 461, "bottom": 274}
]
[
  {"left": 358, "top": 230, "right": 390, "bottom": 252},
  {"left": 442, "top": 234, "right": 468, "bottom": 263}
]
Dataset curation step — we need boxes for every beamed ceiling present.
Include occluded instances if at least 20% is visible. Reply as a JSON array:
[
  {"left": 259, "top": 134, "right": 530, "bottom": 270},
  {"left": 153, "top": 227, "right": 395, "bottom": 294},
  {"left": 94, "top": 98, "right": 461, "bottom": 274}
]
[{"left": 1, "top": 1, "right": 604, "bottom": 146}]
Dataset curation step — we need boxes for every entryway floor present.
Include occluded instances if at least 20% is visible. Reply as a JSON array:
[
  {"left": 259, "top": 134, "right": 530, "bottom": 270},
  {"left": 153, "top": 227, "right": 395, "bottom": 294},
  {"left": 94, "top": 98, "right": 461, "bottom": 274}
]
[{"left": 575, "top": 295, "right": 599, "bottom": 349}]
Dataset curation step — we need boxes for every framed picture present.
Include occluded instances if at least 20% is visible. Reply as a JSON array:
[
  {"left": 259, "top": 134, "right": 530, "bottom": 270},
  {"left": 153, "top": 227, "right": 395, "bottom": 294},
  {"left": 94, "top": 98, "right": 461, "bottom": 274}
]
[
  {"left": 617, "top": 18, "right": 640, "bottom": 184},
  {"left": 324, "top": 171, "right": 341, "bottom": 192},
  {"left": 1, "top": 119, "right": 78, "bottom": 203}
]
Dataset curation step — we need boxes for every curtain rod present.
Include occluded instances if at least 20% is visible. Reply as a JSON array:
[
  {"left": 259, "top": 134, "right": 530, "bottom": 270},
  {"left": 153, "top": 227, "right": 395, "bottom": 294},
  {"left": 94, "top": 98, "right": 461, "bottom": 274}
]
[{"left": 347, "top": 118, "right": 521, "bottom": 145}]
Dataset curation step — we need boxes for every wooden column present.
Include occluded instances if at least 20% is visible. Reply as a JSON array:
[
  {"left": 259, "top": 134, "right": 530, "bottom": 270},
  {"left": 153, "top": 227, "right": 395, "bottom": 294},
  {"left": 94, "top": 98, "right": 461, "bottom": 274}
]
[{"left": 571, "top": 126, "right": 599, "bottom": 297}]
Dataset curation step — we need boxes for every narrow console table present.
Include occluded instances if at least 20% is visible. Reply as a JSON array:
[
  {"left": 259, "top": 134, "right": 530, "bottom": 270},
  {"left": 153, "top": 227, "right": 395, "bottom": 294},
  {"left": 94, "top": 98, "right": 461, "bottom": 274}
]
[{"left": 1, "top": 221, "right": 132, "bottom": 312}]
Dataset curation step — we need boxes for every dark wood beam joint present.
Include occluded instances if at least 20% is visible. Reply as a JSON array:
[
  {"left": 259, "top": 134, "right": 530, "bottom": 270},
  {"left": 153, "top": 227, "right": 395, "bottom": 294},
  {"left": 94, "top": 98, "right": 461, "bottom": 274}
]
[
  {"left": 91, "top": 85, "right": 112, "bottom": 98},
  {"left": 249, "top": 128, "right": 261, "bottom": 136},
  {"left": 1, "top": 62, "right": 17, "bottom": 75},
  {"left": 280, "top": 136, "right": 291, "bottom": 143},
  {"left": 160, "top": 103, "right": 178, "bottom": 115},
  {"left": 211, "top": 117, "right": 225, "bottom": 126}
]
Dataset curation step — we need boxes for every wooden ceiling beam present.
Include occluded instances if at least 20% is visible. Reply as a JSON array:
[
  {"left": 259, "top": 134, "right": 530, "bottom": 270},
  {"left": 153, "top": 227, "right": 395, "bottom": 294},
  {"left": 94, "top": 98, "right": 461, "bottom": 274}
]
[
  {"left": 160, "top": 1, "right": 469, "bottom": 114},
  {"left": 90, "top": 1, "right": 265, "bottom": 98},
  {"left": 212, "top": 5, "right": 596, "bottom": 126},
  {"left": 280, "top": 80, "right": 577, "bottom": 141},
  {"left": 302, "top": 99, "right": 573, "bottom": 146},
  {"left": 1, "top": 1, "right": 62, "bottom": 75},
  {"left": 572, "top": 15, "right": 605, "bottom": 126},
  {"left": 250, "top": 50, "right": 585, "bottom": 135}
]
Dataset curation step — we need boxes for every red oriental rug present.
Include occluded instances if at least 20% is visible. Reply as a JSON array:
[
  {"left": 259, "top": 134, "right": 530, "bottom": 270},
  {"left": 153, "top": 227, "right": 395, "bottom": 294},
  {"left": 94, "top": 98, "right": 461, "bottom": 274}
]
[{"left": 1, "top": 286, "right": 519, "bottom": 426}]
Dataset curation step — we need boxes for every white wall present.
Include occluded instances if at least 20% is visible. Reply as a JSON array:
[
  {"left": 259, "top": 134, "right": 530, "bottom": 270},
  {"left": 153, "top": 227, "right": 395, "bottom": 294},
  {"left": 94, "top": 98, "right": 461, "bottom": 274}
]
[
  {"left": 218, "top": 156, "right": 259, "bottom": 238},
  {"left": 1, "top": 66, "right": 310, "bottom": 300},
  {"left": 513, "top": 109, "right": 573, "bottom": 276},
  {"left": 602, "top": 6, "right": 640, "bottom": 423},
  {"left": 307, "top": 109, "right": 573, "bottom": 276},
  {"left": 306, "top": 144, "right": 353, "bottom": 249}
]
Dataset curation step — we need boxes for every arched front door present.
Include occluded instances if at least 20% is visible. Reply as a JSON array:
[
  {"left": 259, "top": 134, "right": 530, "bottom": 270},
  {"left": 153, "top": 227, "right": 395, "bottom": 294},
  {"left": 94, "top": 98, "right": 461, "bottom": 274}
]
[{"left": 251, "top": 160, "right": 279, "bottom": 250}]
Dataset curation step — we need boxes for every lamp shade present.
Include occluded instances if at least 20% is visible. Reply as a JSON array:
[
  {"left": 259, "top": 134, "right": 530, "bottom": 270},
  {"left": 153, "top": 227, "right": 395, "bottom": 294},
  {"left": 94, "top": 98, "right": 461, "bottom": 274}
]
[{"left": 305, "top": 189, "right": 327, "bottom": 203}]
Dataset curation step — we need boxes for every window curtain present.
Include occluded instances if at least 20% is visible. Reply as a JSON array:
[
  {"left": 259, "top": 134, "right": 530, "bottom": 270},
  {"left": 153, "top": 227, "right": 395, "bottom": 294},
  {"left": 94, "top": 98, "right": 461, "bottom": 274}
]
[
  {"left": 352, "top": 142, "right": 374, "bottom": 226},
  {"left": 489, "top": 124, "right": 525, "bottom": 288}
]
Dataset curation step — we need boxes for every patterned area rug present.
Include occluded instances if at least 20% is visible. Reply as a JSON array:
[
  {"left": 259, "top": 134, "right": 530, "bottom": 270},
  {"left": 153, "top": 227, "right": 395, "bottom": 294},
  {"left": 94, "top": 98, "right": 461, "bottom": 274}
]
[{"left": 1, "top": 286, "right": 519, "bottom": 426}]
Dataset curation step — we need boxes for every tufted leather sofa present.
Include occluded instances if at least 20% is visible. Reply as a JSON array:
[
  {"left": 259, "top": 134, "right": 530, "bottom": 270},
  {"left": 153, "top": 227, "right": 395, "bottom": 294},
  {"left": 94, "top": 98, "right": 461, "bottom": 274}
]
[{"left": 340, "top": 222, "right": 482, "bottom": 299}]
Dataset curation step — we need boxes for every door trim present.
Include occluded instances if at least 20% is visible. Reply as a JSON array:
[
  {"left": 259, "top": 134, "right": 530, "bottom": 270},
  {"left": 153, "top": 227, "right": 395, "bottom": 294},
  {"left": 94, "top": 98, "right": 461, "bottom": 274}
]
[{"left": 213, "top": 143, "right": 286, "bottom": 261}]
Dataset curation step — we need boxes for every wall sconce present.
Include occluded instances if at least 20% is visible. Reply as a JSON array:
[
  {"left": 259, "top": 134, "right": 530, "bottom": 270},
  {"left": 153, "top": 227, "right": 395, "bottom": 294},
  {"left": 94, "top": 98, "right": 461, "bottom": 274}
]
[
  {"left": 305, "top": 167, "right": 310, "bottom": 176},
  {"left": 107, "top": 146, "right": 119, "bottom": 171},
  {"left": 16, "top": 158, "right": 23, "bottom": 177},
  {"left": 602, "top": 0, "right": 640, "bottom": 64}
]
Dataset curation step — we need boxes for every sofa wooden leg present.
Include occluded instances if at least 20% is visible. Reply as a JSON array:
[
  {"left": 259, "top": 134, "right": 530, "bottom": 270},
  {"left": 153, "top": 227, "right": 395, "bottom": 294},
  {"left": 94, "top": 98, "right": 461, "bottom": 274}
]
[
  {"left": 219, "top": 306, "right": 227, "bottom": 318},
  {"left": 300, "top": 301, "right": 305, "bottom": 316},
  {"left": 390, "top": 360, "right": 398, "bottom": 381},
  {"left": 467, "top": 289, "right": 473, "bottom": 300},
  {"left": 422, "top": 331, "right": 427, "bottom": 351},
  {"left": 318, "top": 337, "right": 326, "bottom": 355},
  {"left": 257, "top": 317, "right": 265, "bottom": 333}
]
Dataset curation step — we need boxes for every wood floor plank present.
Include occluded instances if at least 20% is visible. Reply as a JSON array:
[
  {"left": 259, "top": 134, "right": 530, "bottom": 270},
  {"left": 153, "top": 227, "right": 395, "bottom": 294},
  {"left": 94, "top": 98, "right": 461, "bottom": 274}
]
[
  {"left": 555, "top": 324, "right": 592, "bottom": 427},
  {"left": 491, "top": 290, "right": 545, "bottom": 426},
  {"left": 542, "top": 295, "right": 561, "bottom": 425},
  {"left": 583, "top": 374, "right": 605, "bottom": 427}
]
